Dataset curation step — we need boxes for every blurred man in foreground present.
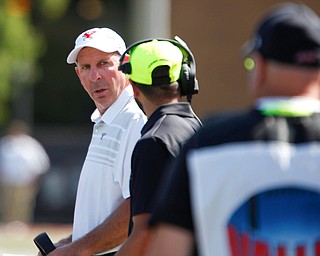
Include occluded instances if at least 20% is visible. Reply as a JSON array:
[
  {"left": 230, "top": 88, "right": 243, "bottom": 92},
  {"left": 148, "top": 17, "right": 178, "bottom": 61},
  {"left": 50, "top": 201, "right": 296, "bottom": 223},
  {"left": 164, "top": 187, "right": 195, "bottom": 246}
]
[{"left": 148, "top": 3, "right": 320, "bottom": 255}]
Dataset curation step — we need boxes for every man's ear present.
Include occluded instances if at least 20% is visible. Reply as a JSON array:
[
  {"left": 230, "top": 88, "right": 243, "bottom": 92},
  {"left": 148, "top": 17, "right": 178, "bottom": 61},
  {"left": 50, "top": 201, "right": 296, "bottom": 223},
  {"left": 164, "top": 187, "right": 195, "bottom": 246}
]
[
  {"left": 131, "top": 82, "right": 140, "bottom": 98},
  {"left": 255, "top": 53, "right": 267, "bottom": 87},
  {"left": 248, "top": 53, "right": 266, "bottom": 93},
  {"left": 75, "top": 66, "right": 80, "bottom": 78}
]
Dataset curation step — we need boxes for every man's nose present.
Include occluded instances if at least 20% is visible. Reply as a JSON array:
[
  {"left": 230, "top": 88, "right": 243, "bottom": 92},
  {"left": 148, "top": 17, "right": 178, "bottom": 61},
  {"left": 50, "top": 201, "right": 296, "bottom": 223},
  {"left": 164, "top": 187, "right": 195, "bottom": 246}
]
[{"left": 90, "top": 68, "right": 102, "bottom": 81}]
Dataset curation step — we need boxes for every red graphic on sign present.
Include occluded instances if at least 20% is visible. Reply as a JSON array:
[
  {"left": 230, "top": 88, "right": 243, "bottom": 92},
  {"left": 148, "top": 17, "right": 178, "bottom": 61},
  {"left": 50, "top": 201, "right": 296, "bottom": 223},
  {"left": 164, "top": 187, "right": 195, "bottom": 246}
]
[{"left": 228, "top": 225, "right": 320, "bottom": 256}]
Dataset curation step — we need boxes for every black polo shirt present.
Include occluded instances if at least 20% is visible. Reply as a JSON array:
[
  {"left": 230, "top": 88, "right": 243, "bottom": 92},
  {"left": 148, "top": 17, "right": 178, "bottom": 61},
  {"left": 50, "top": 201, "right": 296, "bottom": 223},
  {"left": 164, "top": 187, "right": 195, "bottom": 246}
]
[{"left": 130, "top": 102, "right": 201, "bottom": 219}]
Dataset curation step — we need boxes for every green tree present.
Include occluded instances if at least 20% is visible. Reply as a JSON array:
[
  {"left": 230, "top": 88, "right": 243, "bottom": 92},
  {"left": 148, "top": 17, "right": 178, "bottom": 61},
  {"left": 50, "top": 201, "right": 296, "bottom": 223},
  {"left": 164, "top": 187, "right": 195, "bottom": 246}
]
[
  {"left": 0, "top": 0, "right": 70, "bottom": 125},
  {"left": 0, "top": 0, "right": 44, "bottom": 123}
]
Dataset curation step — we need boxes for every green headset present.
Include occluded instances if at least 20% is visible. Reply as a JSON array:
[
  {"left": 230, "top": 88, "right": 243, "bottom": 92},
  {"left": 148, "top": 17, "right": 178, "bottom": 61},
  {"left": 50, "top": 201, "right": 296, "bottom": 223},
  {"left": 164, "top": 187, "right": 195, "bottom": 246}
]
[{"left": 118, "top": 36, "right": 199, "bottom": 102}]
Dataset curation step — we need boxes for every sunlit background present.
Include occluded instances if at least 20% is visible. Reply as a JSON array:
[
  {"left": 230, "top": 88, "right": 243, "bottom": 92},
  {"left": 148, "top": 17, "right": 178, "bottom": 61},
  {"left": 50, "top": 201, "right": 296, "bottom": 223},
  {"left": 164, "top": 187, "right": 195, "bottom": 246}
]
[{"left": 0, "top": 0, "right": 319, "bottom": 232}]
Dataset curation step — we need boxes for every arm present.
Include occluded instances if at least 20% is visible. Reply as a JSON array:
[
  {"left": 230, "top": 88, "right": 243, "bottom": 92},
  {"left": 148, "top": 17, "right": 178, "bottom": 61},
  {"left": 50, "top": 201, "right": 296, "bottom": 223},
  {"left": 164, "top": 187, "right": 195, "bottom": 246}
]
[
  {"left": 37, "top": 235, "right": 72, "bottom": 256},
  {"left": 115, "top": 213, "right": 151, "bottom": 256},
  {"left": 115, "top": 139, "right": 172, "bottom": 256},
  {"left": 49, "top": 198, "right": 130, "bottom": 256},
  {"left": 147, "top": 224, "right": 194, "bottom": 256},
  {"left": 55, "top": 235, "right": 72, "bottom": 247}
]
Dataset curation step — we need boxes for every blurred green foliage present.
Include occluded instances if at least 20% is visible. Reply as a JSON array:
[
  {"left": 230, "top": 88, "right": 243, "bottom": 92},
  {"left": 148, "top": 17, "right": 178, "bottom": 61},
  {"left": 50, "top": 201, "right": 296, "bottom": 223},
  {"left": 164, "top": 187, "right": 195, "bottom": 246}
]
[
  {"left": 38, "top": 0, "right": 70, "bottom": 20},
  {"left": 0, "top": 0, "right": 42, "bottom": 123},
  {"left": 0, "top": 0, "right": 70, "bottom": 124}
]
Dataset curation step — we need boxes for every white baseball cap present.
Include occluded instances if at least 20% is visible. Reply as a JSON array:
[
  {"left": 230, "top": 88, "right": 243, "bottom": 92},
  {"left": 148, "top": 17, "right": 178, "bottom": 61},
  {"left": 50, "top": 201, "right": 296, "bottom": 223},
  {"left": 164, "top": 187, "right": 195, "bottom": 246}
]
[{"left": 66, "top": 27, "right": 126, "bottom": 64}]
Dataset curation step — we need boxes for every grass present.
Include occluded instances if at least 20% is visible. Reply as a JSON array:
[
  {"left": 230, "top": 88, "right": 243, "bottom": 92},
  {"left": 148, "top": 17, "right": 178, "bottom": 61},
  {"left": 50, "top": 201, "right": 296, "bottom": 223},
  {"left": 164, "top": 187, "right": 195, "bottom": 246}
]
[{"left": 0, "top": 222, "right": 72, "bottom": 255}]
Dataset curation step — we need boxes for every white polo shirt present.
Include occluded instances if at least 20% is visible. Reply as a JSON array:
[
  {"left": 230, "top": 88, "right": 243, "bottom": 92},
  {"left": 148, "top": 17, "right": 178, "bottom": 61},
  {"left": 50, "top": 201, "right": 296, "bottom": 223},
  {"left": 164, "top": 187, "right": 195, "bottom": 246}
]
[{"left": 72, "top": 86, "right": 146, "bottom": 253}]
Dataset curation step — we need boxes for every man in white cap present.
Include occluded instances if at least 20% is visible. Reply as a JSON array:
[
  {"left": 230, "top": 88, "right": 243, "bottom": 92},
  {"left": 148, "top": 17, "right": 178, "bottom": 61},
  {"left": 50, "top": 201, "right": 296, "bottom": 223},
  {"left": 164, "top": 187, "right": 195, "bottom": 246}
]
[{"left": 46, "top": 27, "right": 146, "bottom": 255}]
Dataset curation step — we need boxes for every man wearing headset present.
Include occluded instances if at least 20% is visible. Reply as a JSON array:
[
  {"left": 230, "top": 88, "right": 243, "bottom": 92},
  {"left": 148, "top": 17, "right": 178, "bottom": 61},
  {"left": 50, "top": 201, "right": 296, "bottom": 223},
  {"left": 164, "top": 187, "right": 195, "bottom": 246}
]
[{"left": 115, "top": 39, "right": 202, "bottom": 255}]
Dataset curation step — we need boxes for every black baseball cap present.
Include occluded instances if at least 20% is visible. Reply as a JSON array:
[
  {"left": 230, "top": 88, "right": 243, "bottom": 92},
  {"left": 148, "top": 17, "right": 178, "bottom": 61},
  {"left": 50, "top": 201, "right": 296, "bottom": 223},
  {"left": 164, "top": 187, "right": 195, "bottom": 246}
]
[{"left": 243, "top": 3, "right": 320, "bottom": 67}]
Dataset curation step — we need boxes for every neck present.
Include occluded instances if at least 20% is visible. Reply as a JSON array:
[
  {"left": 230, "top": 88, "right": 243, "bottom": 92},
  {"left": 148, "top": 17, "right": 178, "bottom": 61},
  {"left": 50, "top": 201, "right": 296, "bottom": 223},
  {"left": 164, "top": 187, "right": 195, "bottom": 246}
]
[{"left": 143, "top": 98, "right": 179, "bottom": 118}]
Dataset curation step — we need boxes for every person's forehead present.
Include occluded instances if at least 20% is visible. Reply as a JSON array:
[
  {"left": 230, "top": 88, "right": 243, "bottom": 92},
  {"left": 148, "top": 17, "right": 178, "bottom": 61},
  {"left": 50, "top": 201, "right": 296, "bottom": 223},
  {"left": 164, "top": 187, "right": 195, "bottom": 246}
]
[{"left": 77, "top": 47, "right": 115, "bottom": 62}]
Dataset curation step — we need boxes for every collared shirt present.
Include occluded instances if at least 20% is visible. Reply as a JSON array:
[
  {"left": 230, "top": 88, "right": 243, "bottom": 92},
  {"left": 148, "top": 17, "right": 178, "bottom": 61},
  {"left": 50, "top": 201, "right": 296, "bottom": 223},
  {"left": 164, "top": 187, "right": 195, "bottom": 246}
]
[
  {"left": 131, "top": 102, "right": 201, "bottom": 219},
  {"left": 73, "top": 86, "right": 147, "bottom": 254}
]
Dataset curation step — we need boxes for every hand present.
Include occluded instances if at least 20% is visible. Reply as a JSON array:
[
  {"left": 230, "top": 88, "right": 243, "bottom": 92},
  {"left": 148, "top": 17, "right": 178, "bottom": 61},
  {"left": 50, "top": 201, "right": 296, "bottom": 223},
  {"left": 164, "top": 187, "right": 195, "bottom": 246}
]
[
  {"left": 47, "top": 244, "right": 70, "bottom": 256},
  {"left": 37, "top": 235, "right": 72, "bottom": 256},
  {"left": 47, "top": 242, "right": 91, "bottom": 256}
]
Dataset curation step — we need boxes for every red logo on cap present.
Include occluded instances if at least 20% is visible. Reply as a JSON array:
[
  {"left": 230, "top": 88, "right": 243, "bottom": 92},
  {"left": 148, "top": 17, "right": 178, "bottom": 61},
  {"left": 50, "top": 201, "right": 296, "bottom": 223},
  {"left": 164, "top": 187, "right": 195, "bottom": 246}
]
[{"left": 83, "top": 31, "right": 96, "bottom": 39}]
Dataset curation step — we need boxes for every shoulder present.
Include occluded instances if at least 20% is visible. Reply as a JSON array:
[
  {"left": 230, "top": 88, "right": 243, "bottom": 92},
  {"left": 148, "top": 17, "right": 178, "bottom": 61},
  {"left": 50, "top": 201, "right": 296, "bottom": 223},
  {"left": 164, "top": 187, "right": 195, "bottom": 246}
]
[
  {"left": 183, "top": 109, "right": 258, "bottom": 150},
  {"left": 122, "top": 98, "right": 147, "bottom": 121},
  {"left": 146, "top": 114, "right": 197, "bottom": 141},
  {"left": 115, "top": 102, "right": 146, "bottom": 128}
]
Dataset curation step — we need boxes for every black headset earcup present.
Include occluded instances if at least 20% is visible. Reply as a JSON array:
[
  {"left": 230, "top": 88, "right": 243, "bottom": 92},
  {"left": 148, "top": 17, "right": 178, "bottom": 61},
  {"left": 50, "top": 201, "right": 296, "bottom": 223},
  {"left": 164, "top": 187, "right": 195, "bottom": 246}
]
[
  {"left": 180, "top": 63, "right": 192, "bottom": 96},
  {"left": 118, "top": 62, "right": 132, "bottom": 74}
]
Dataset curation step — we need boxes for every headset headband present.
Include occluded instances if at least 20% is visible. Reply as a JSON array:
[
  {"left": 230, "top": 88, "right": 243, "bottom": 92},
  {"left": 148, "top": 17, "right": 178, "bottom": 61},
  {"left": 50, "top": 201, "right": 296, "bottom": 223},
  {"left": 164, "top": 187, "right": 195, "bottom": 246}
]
[{"left": 118, "top": 36, "right": 199, "bottom": 102}]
